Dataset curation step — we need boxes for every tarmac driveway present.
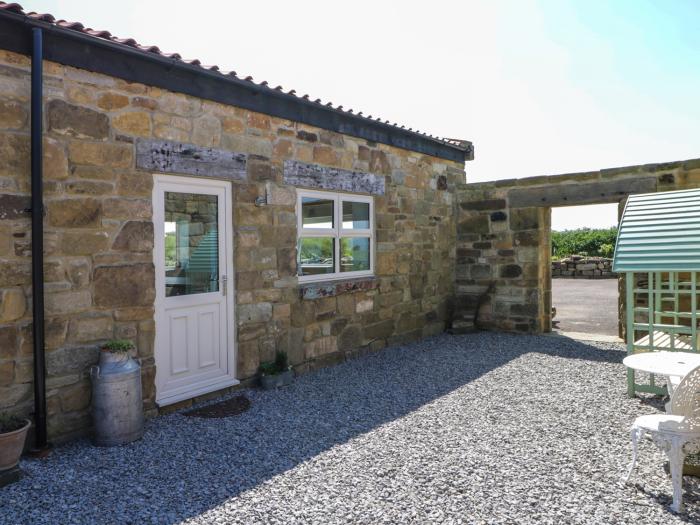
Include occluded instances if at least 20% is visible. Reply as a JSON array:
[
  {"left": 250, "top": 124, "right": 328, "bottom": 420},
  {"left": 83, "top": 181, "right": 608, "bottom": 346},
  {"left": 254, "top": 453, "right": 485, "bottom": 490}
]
[{"left": 552, "top": 277, "right": 620, "bottom": 336}]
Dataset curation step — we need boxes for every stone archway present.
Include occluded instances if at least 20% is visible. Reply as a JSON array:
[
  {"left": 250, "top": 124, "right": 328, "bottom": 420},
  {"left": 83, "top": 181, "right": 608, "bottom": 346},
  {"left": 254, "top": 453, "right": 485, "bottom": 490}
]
[{"left": 453, "top": 158, "right": 700, "bottom": 334}]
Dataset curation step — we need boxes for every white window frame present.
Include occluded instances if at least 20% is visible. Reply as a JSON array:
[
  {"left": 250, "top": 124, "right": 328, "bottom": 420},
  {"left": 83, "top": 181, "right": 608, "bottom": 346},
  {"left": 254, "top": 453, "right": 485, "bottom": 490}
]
[{"left": 296, "top": 189, "right": 375, "bottom": 283}]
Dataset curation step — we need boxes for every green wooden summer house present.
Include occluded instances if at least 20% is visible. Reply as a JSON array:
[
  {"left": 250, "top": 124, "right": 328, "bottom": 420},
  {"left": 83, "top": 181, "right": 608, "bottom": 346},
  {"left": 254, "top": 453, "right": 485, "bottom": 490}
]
[{"left": 613, "top": 188, "right": 700, "bottom": 397}]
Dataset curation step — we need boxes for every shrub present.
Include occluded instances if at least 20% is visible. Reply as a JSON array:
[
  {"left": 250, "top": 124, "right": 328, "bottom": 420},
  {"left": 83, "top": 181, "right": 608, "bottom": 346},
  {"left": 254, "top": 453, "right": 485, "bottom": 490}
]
[
  {"left": 551, "top": 227, "right": 617, "bottom": 258},
  {"left": 599, "top": 243, "right": 615, "bottom": 258},
  {"left": 0, "top": 413, "right": 27, "bottom": 434}
]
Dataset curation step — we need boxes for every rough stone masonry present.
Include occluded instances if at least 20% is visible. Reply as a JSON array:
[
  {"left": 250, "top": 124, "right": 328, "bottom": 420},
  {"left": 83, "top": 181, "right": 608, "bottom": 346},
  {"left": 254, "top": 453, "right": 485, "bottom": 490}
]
[
  {"left": 552, "top": 256, "right": 616, "bottom": 279},
  {"left": 453, "top": 159, "right": 700, "bottom": 335},
  {"left": 0, "top": 49, "right": 466, "bottom": 440}
]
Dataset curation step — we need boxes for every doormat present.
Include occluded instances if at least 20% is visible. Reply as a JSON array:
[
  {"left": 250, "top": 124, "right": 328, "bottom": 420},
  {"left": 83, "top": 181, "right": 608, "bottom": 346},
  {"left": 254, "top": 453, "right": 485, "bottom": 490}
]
[{"left": 183, "top": 394, "right": 251, "bottom": 418}]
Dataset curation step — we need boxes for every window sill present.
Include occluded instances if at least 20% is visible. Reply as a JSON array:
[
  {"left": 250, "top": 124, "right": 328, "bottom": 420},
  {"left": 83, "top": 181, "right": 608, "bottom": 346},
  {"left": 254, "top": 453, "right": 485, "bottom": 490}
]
[{"left": 300, "top": 276, "right": 378, "bottom": 300}]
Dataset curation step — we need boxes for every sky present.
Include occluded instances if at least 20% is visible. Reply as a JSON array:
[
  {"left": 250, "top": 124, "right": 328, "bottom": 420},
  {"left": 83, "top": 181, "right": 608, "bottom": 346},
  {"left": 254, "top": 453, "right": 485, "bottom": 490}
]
[
  {"left": 25, "top": 0, "right": 699, "bottom": 229},
  {"left": 551, "top": 203, "right": 617, "bottom": 231}
]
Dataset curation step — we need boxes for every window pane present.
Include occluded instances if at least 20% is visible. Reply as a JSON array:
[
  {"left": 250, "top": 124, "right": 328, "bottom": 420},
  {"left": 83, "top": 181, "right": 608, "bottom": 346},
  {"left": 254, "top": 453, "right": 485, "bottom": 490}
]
[
  {"left": 302, "top": 197, "right": 334, "bottom": 229},
  {"left": 342, "top": 201, "right": 370, "bottom": 229},
  {"left": 164, "top": 192, "right": 219, "bottom": 297},
  {"left": 340, "top": 237, "right": 370, "bottom": 272},
  {"left": 298, "top": 237, "right": 335, "bottom": 276}
]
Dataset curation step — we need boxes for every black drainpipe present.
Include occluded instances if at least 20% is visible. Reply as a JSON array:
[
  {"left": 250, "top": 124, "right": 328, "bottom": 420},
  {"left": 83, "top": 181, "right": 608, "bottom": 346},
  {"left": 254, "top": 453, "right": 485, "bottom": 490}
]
[{"left": 30, "top": 26, "right": 49, "bottom": 454}]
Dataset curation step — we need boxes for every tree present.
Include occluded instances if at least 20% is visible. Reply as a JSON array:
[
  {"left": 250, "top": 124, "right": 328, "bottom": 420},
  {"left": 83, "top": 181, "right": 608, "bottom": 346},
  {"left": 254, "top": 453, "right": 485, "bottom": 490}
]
[{"left": 551, "top": 227, "right": 617, "bottom": 258}]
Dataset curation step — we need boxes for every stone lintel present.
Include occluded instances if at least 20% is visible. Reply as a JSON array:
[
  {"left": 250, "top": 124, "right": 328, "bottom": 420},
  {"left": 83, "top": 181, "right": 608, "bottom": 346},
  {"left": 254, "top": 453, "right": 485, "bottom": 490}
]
[
  {"left": 507, "top": 176, "right": 657, "bottom": 208},
  {"left": 135, "top": 139, "right": 247, "bottom": 180},
  {"left": 284, "top": 160, "right": 385, "bottom": 195},
  {"left": 300, "top": 277, "right": 379, "bottom": 300}
]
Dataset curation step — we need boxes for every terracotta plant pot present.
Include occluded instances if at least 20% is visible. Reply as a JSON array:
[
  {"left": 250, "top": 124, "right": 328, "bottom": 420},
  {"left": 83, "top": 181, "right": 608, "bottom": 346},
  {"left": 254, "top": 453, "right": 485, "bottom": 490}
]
[{"left": 0, "top": 419, "right": 30, "bottom": 471}]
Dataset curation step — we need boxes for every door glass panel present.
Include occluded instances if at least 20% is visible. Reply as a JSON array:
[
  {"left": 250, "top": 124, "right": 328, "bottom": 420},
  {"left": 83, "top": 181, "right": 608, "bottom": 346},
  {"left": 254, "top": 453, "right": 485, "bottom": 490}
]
[
  {"left": 302, "top": 197, "right": 334, "bottom": 229},
  {"left": 164, "top": 191, "right": 219, "bottom": 297},
  {"left": 297, "top": 237, "right": 335, "bottom": 276},
  {"left": 342, "top": 201, "right": 370, "bottom": 229},
  {"left": 340, "top": 237, "right": 370, "bottom": 272}
]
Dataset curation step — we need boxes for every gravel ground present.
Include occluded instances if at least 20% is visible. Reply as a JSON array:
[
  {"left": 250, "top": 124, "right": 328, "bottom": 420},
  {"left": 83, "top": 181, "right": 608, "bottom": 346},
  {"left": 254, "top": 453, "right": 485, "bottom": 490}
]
[{"left": 3, "top": 332, "right": 699, "bottom": 524}]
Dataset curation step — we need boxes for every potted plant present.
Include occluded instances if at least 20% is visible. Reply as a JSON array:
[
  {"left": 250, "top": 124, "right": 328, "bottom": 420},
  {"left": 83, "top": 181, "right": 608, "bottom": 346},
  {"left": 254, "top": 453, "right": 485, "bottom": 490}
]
[
  {"left": 259, "top": 351, "right": 294, "bottom": 390},
  {"left": 101, "top": 339, "right": 136, "bottom": 354},
  {"left": 0, "top": 413, "right": 30, "bottom": 472}
]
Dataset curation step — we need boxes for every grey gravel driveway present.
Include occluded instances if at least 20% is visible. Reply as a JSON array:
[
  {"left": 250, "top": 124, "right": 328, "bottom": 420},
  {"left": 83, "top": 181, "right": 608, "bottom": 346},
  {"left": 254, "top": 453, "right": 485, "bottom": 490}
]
[{"left": 2, "top": 333, "right": 698, "bottom": 524}]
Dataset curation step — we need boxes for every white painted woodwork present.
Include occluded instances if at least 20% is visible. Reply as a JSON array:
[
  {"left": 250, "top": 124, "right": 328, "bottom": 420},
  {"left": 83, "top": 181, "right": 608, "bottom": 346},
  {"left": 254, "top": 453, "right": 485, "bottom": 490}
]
[
  {"left": 625, "top": 364, "right": 700, "bottom": 513},
  {"left": 153, "top": 175, "right": 237, "bottom": 406}
]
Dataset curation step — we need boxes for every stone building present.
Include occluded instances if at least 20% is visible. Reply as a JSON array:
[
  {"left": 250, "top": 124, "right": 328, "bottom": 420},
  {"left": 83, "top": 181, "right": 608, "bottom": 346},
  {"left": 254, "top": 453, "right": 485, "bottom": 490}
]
[
  {"left": 0, "top": 5, "right": 471, "bottom": 440},
  {"left": 2, "top": 4, "right": 699, "bottom": 444}
]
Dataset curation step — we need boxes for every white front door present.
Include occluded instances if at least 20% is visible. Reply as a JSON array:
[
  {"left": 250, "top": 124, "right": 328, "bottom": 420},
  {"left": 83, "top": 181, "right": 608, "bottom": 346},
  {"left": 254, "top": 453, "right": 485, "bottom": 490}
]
[{"left": 153, "top": 175, "right": 237, "bottom": 406}]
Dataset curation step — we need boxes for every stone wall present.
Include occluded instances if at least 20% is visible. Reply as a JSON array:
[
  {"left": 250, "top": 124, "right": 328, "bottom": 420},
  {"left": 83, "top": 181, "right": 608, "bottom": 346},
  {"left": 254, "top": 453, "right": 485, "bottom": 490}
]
[
  {"left": 454, "top": 159, "right": 700, "bottom": 334},
  {"left": 552, "top": 256, "right": 616, "bottom": 278},
  {"left": 0, "top": 50, "right": 158, "bottom": 439},
  {"left": 0, "top": 50, "right": 465, "bottom": 440}
]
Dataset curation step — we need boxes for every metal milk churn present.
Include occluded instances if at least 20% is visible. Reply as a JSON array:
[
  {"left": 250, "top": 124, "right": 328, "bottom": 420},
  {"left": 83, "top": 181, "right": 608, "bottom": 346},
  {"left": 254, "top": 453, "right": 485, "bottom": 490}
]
[{"left": 90, "top": 350, "right": 144, "bottom": 446}]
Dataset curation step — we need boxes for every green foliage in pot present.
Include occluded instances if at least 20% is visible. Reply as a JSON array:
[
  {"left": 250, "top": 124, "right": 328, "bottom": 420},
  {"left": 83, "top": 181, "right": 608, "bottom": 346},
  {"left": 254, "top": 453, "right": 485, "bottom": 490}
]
[
  {"left": 0, "top": 413, "right": 27, "bottom": 434},
  {"left": 259, "top": 351, "right": 290, "bottom": 376},
  {"left": 101, "top": 339, "right": 135, "bottom": 353}
]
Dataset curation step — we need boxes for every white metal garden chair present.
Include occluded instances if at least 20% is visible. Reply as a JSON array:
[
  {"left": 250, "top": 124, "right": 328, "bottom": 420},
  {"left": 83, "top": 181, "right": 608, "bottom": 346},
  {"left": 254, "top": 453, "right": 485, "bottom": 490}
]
[{"left": 625, "top": 364, "right": 700, "bottom": 512}]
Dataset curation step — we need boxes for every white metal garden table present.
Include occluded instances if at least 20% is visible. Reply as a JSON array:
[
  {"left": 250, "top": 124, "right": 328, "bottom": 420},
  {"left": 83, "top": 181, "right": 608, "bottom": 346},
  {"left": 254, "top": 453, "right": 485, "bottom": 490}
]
[{"left": 623, "top": 351, "right": 700, "bottom": 397}]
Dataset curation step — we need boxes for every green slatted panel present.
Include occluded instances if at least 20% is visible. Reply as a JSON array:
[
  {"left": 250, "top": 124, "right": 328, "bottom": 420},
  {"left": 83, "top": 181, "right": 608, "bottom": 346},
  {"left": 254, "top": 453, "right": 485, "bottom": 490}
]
[
  {"left": 614, "top": 188, "right": 700, "bottom": 272},
  {"left": 620, "top": 189, "right": 700, "bottom": 400}
]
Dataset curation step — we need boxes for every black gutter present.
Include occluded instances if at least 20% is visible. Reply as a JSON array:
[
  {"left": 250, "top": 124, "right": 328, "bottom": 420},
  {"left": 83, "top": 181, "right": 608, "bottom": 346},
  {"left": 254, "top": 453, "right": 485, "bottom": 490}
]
[
  {"left": 30, "top": 27, "right": 49, "bottom": 454},
  {"left": 0, "top": 12, "right": 472, "bottom": 163}
]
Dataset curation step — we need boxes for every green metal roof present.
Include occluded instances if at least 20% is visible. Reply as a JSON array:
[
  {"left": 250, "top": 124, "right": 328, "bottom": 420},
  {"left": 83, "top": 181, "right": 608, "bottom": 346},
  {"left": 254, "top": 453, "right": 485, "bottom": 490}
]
[{"left": 613, "top": 187, "right": 700, "bottom": 272}]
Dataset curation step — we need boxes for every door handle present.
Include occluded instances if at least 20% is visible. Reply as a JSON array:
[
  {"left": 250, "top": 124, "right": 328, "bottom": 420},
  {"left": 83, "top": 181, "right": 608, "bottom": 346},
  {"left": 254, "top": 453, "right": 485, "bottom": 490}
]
[{"left": 221, "top": 275, "right": 228, "bottom": 296}]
